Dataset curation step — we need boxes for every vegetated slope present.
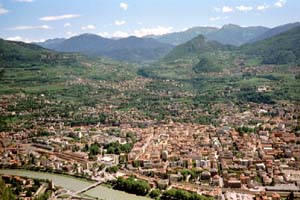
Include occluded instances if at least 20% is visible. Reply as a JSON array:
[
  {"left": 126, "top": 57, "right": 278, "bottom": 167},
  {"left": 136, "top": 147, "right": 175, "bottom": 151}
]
[
  {"left": 250, "top": 22, "right": 300, "bottom": 42},
  {"left": 0, "top": 39, "right": 75, "bottom": 67},
  {"left": 1, "top": 33, "right": 299, "bottom": 126},
  {"left": 37, "top": 34, "right": 173, "bottom": 62},
  {"left": 101, "top": 36, "right": 174, "bottom": 62},
  {"left": 140, "top": 25, "right": 300, "bottom": 104},
  {"left": 205, "top": 24, "right": 269, "bottom": 46},
  {"left": 148, "top": 26, "right": 219, "bottom": 45},
  {"left": 241, "top": 26, "right": 300, "bottom": 64},
  {"left": 0, "top": 38, "right": 138, "bottom": 99},
  {"left": 53, "top": 34, "right": 112, "bottom": 55},
  {"left": 163, "top": 34, "right": 234, "bottom": 61}
]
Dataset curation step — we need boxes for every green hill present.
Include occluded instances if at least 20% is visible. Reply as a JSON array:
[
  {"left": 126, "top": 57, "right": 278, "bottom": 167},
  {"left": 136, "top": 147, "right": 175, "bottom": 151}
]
[
  {"left": 163, "top": 34, "right": 234, "bottom": 61},
  {"left": 0, "top": 38, "right": 138, "bottom": 104},
  {"left": 241, "top": 26, "right": 300, "bottom": 64},
  {"left": 0, "top": 39, "right": 76, "bottom": 68}
]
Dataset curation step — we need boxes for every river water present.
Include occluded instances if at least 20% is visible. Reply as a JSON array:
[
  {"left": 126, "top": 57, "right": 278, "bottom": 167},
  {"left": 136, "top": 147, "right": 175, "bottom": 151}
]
[{"left": 0, "top": 169, "right": 151, "bottom": 200}]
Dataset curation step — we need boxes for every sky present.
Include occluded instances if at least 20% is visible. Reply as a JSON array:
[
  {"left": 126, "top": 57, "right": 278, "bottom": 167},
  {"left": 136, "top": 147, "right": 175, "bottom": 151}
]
[{"left": 0, "top": 0, "right": 299, "bottom": 42}]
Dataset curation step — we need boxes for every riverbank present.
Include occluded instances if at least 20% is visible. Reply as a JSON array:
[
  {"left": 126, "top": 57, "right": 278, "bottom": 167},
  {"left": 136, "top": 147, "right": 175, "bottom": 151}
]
[{"left": 0, "top": 169, "right": 151, "bottom": 200}]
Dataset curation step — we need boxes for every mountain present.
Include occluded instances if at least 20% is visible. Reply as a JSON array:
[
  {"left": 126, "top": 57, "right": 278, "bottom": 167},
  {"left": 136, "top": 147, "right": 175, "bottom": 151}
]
[
  {"left": 100, "top": 36, "right": 174, "bottom": 62},
  {"left": 36, "top": 38, "right": 65, "bottom": 49},
  {"left": 250, "top": 22, "right": 300, "bottom": 42},
  {"left": 148, "top": 26, "right": 219, "bottom": 45},
  {"left": 205, "top": 24, "right": 269, "bottom": 46},
  {"left": 241, "top": 26, "right": 300, "bottom": 64},
  {"left": 147, "top": 24, "right": 269, "bottom": 46},
  {"left": 53, "top": 34, "right": 112, "bottom": 55},
  {"left": 163, "top": 34, "right": 233, "bottom": 61},
  {"left": 0, "top": 39, "right": 75, "bottom": 67},
  {"left": 37, "top": 34, "right": 173, "bottom": 62}
]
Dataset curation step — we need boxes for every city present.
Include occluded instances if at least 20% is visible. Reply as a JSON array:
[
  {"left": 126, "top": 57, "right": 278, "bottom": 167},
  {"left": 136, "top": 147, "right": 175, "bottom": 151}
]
[{"left": 0, "top": 0, "right": 300, "bottom": 199}]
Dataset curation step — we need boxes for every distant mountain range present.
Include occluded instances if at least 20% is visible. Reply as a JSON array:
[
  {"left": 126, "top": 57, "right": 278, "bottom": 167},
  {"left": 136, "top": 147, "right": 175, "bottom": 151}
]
[
  {"left": 250, "top": 22, "right": 300, "bottom": 42},
  {"left": 147, "top": 22, "right": 300, "bottom": 46},
  {"left": 34, "top": 22, "right": 300, "bottom": 63},
  {"left": 205, "top": 24, "right": 269, "bottom": 46},
  {"left": 37, "top": 38, "right": 66, "bottom": 49},
  {"left": 146, "top": 24, "right": 268, "bottom": 46},
  {"left": 163, "top": 25, "right": 300, "bottom": 65},
  {"left": 37, "top": 34, "right": 173, "bottom": 62},
  {"left": 146, "top": 26, "right": 218, "bottom": 46}
]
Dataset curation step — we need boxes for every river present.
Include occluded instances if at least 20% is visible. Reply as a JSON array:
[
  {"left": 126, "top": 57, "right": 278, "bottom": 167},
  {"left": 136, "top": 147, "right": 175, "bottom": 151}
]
[{"left": 0, "top": 169, "right": 151, "bottom": 200}]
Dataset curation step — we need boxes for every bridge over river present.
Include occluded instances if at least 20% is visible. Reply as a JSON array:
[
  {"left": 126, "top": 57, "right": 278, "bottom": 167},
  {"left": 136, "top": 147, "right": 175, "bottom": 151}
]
[{"left": 0, "top": 169, "right": 151, "bottom": 200}]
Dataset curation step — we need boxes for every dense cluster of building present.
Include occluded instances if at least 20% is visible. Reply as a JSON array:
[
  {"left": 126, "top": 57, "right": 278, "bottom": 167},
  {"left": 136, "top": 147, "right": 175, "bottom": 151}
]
[{"left": 1, "top": 100, "right": 300, "bottom": 199}]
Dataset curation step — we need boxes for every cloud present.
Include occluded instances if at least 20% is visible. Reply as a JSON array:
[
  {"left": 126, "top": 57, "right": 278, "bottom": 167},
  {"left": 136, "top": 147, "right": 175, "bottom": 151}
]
[
  {"left": 222, "top": 6, "right": 233, "bottom": 13},
  {"left": 7, "top": 25, "right": 52, "bottom": 30},
  {"left": 99, "top": 26, "right": 174, "bottom": 38},
  {"left": 64, "top": 23, "right": 71, "bottom": 28},
  {"left": 0, "top": 4, "right": 9, "bottom": 15},
  {"left": 6, "top": 36, "right": 45, "bottom": 43},
  {"left": 81, "top": 24, "right": 96, "bottom": 30},
  {"left": 6, "top": 36, "right": 23, "bottom": 41},
  {"left": 213, "top": 7, "right": 221, "bottom": 12},
  {"left": 209, "top": 16, "right": 229, "bottom": 21},
  {"left": 113, "top": 31, "right": 129, "bottom": 38},
  {"left": 15, "top": 0, "right": 34, "bottom": 2},
  {"left": 120, "top": 2, "right": 128, "bottom": 11},
  {"left": 98, "top": 32, "right": 109, "bottom": 38},
  {"left": 115, "top": 20, "right": 126, "bottom": 26},
  {"left": 133, "top": 26, "right": 173, "bottom": 37},
  {"left": 257, "top": 5, "right": 269, "bottom": 11},
  {"left": 236, "top": 5, "right": 253, "bottom": 12},
  {"left": 209, "top": 17, "right": 221, "bottom": 21},
  {"left": 274, "top": 0, "right": 286, "bottom": 8},
  {"left": 180, "top": 27, "right": 189, "bottom": 32},
  {"left": 66, "top": 31, "right": 76, "bottom": 38},
  {"left": 39, "top": 14, "right": 80, "bottom": 21}
]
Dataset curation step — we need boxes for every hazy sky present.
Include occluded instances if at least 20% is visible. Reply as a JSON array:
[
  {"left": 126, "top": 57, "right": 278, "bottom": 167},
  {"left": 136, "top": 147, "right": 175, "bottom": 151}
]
[{"left": 0, "top": 0, "right": 299, "bottom": 42}]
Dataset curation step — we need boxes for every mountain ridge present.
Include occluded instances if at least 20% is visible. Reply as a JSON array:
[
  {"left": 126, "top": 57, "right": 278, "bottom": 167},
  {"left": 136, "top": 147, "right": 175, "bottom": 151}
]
[
  {"left": 250, "top": 22, "right": 300, "bottom": 42},
  {"left": 37, "top": 33, "right": 173, "bottom": 63},
  {"left": 241, "top": 26, "right": 300, "bottom": 65}
]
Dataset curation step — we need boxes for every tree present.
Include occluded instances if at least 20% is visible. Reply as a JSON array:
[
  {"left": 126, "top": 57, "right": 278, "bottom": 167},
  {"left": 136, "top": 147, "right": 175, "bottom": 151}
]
[
  {"left": 114, "top": 177, "right": 150, "bottom": 196},
  {"left": 82, "top": 144, "right": 89, "bottom": 152},
  {"left": 89, "top": 143, "right": 100, "bottom": 156},
  {"left": 0, "top": 70, "right": 4, "bottom": 81},
  {"left": 0, "top": 178, "right": 16, "bottom": 200},
  {"left": 287, "top": 192, "right": 294, "bottom": 200},
  {"left": 193, "top": 57, "right": 219, "bottom": 73},
  {"left": 149, "top": 189, "right": 161, "bottom": 199},
  {"left": 263, "top": 50, "right": 296, "bottom": 64},
  {"left": 106, "top": 166, "right": 118, "bottom": 174},
  {"left": 26, "top": 189, "right": 32, "bottom": 197},
  {"left": 99, "top": 113, "right": 107, "bottom": 124},
  {"left": 105, "top": 142, "right": 133, "bottom": 155},
  {"left": 161, "top": 188, "right": 213, "bottom": 200}
]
